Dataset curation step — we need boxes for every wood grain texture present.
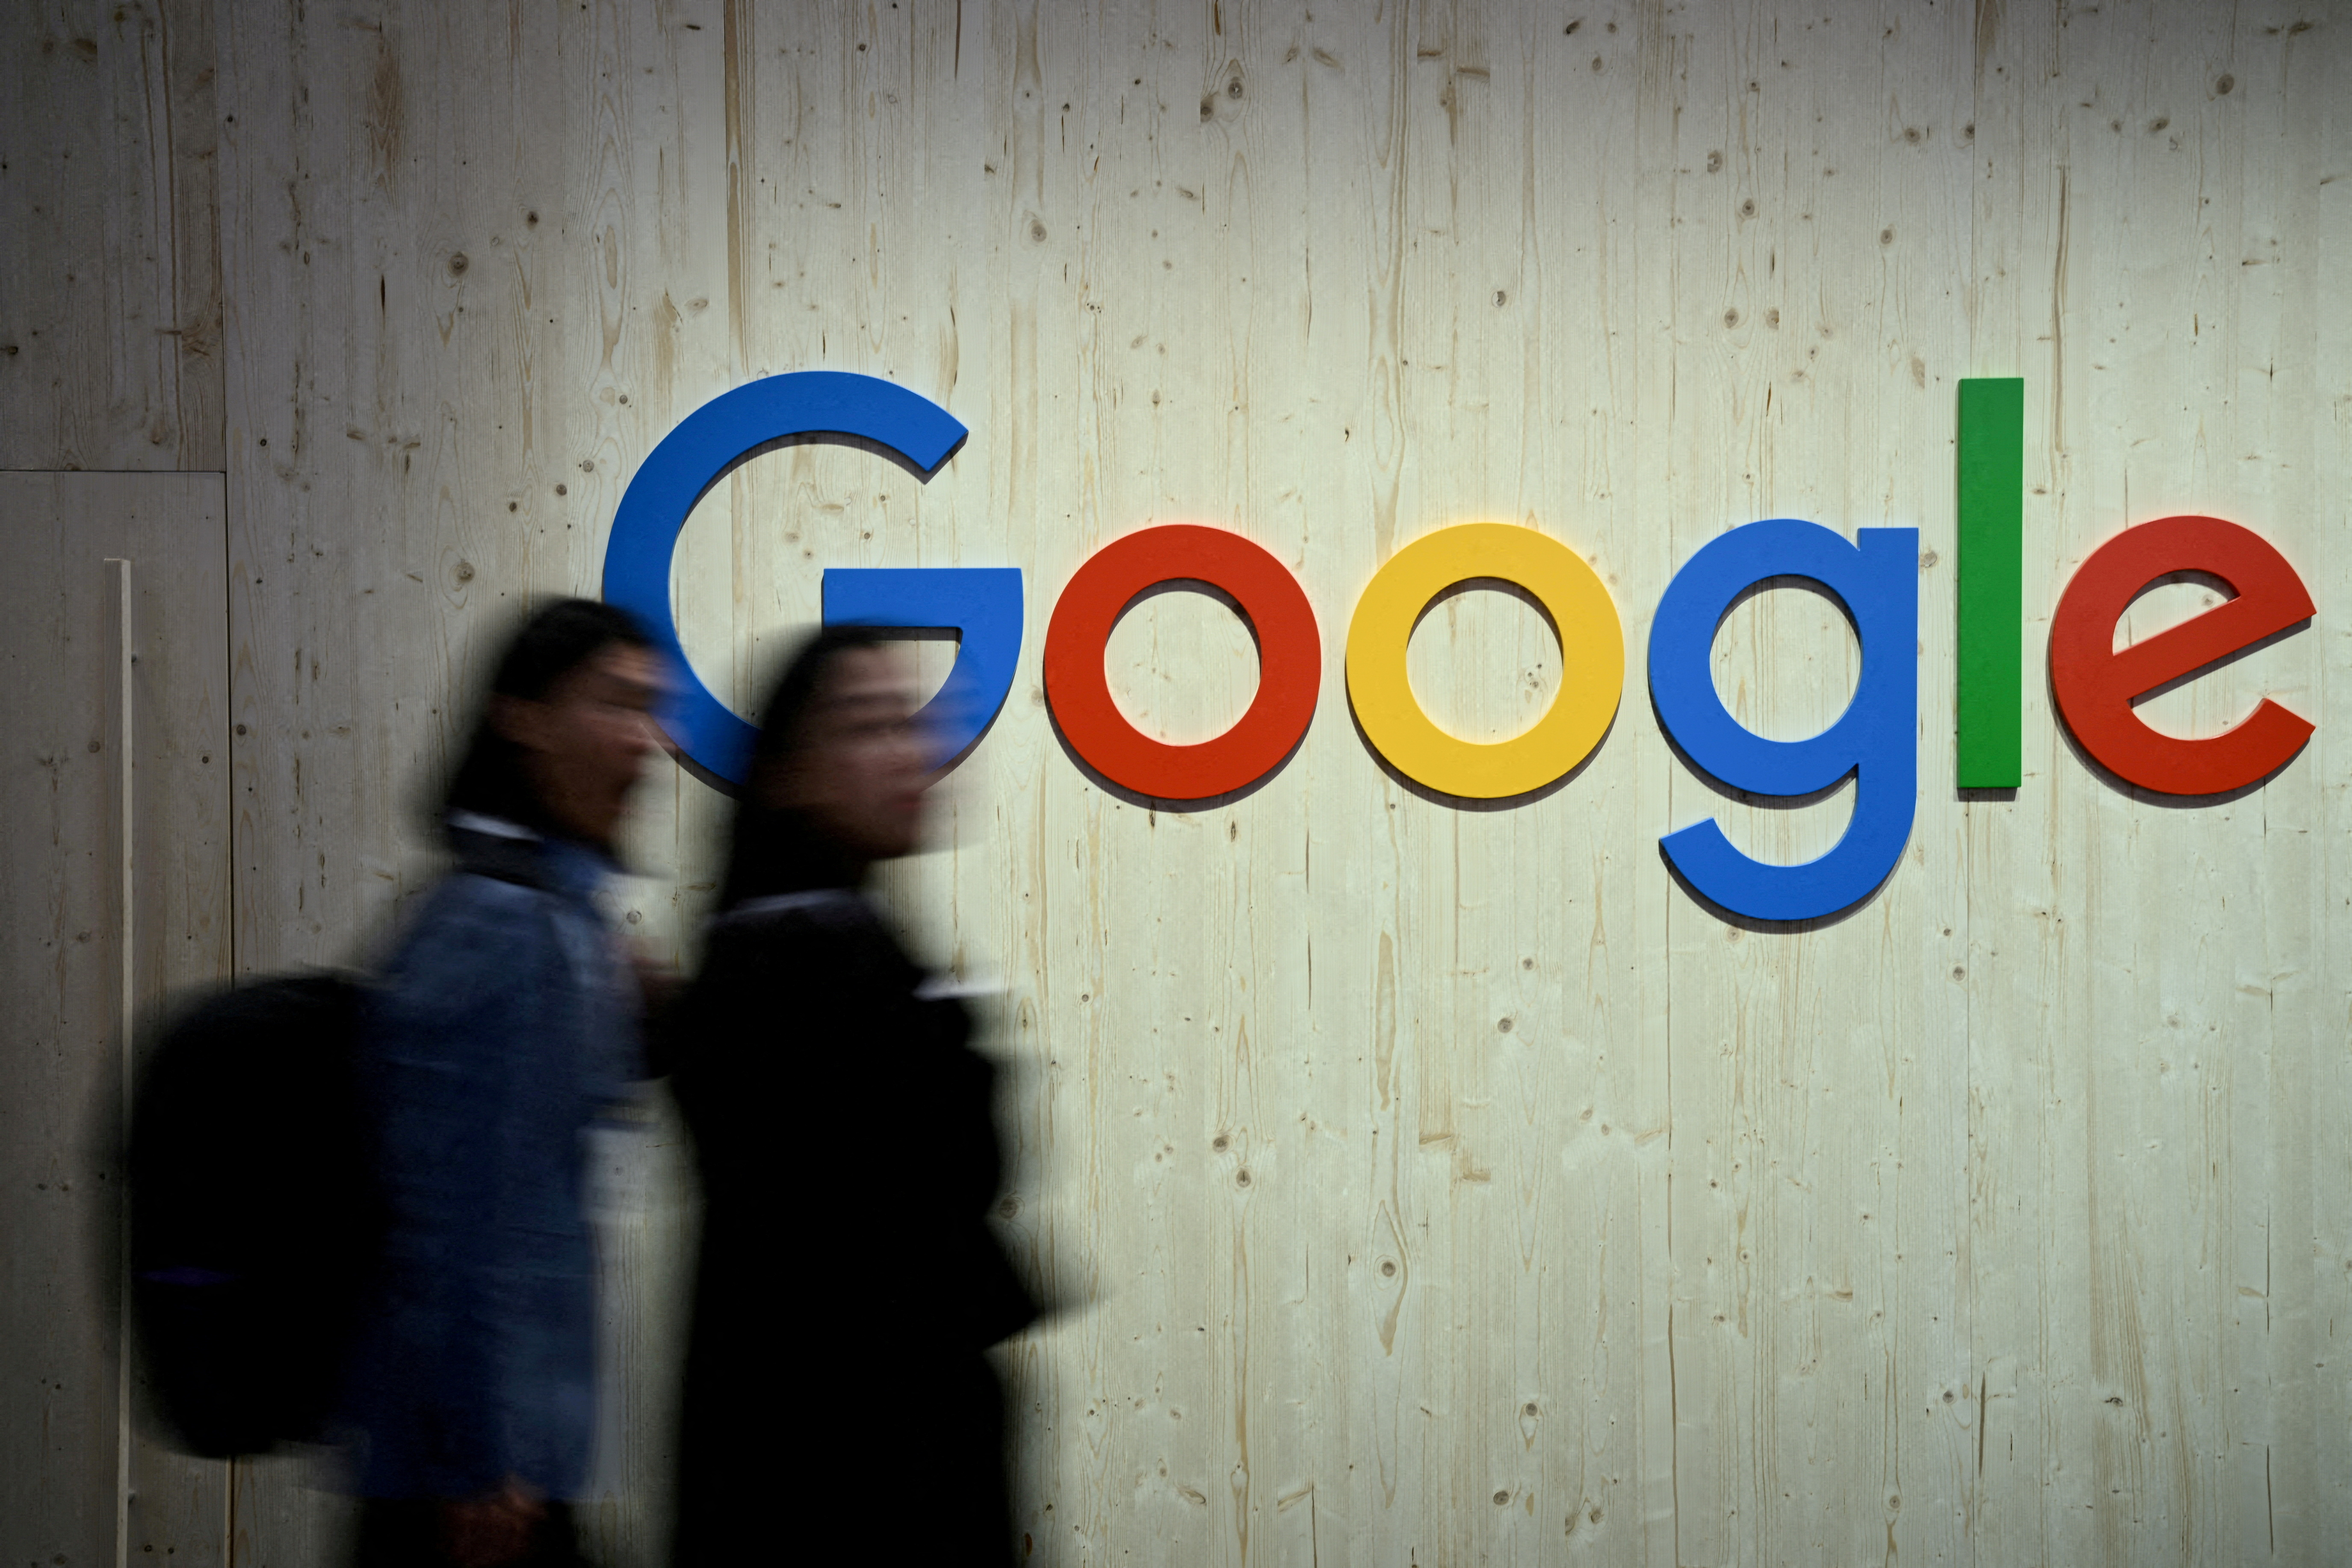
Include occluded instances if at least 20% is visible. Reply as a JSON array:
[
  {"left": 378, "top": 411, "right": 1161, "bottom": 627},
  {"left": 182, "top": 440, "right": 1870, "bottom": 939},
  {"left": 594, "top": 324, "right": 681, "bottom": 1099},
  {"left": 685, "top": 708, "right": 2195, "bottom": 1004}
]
[
  {"left": 0, "top": 1, "right": 223, "bottom": 470},
  {"left": 175, "top": 1, "right": 2352, "bottom": 1564},
  {"left": 0, "top": 472, "right": 232, "bottom": 1565}
]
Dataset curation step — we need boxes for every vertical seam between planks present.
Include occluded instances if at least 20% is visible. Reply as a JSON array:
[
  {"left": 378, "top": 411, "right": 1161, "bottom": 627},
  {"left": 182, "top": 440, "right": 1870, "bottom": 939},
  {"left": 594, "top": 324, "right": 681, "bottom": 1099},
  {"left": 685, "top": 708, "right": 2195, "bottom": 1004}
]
[
  {"left": 110, "top": 557, "right": 133, "bottom": 1568},
  {"left": 218, "top": 464, "right": 239, "bottom": 1561}
]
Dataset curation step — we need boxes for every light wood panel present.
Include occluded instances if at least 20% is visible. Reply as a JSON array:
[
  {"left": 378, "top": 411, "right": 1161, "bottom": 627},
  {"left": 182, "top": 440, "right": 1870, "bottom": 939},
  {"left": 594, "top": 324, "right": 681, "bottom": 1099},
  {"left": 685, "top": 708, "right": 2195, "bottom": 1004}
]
[
  {"left": 0, "top": 1, "right": 222, "bottom": 470},
  {"left": 1963, "top": 6, "right": 2352, "bottom": 1564},
  {"left": 0, "top": 472, "right": 232, "bottom": 1565},
  {"left": 188, "top": 2, "right": 2352, "bottom": 1565}
]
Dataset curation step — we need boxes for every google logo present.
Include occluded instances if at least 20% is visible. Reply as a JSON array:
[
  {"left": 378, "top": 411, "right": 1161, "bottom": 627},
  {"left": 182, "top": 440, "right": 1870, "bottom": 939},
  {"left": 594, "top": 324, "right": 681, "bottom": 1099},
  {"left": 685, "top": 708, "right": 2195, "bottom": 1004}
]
[{"left": 604, "top": 372, "right": 2315, "bottom": 925}]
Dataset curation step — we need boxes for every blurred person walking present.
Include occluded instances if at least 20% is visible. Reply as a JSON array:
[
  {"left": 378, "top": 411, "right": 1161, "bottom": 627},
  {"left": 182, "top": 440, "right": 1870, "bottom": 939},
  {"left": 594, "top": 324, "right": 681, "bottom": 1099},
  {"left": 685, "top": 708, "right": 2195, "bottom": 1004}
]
[
  {"left": 668, "top": 627, "right": 1038, "bottom": 1566},
  {"left": 339, "top": 599, "right": 662, "bottom": 1568}
]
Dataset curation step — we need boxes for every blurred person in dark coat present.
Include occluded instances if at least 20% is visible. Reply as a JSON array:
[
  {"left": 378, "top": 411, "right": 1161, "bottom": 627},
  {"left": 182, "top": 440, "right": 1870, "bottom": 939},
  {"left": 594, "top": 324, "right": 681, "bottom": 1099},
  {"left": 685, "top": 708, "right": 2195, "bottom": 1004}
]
[
  {"left": 340, "top": 599, "right": 661, "bottom": 1568},
  {"left": 668, "top": 626, "right": 1038, "bottom": 1567}
]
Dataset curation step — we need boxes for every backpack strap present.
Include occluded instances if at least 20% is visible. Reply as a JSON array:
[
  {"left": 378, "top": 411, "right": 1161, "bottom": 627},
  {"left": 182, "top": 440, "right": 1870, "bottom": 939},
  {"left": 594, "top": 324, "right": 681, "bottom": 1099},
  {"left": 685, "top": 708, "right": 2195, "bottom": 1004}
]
[{"left": 446, "top": 812, "right": 555, "bottom": 892}]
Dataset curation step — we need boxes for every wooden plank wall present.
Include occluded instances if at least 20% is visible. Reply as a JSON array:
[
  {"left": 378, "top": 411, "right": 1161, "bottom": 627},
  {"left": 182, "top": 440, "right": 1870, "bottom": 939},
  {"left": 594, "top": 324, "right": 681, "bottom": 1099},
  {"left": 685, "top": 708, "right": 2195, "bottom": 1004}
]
[
  {"left": 0, "top": 474, "right": 233, "bottom": 1567},
  {"left": 6, "top": 1, "right": 2348, "bottom": 1564},
  {"left": 0, "top": 0, "right": 221, "bottom": 470}
]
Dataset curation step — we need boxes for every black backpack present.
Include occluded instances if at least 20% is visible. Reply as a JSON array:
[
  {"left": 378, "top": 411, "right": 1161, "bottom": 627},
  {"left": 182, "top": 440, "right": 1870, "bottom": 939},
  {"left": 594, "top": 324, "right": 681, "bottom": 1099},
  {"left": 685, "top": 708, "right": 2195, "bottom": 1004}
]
[{"left": 125, "top": 974, "right": 386, "bottom": 1457}]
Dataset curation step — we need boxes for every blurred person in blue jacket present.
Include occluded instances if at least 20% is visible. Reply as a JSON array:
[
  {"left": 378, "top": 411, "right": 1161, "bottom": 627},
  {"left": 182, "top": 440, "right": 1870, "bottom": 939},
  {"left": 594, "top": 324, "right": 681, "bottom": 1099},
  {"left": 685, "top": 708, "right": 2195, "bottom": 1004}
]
[{"left": 339, "top": 599, "right": 662, "bottom": 1568}]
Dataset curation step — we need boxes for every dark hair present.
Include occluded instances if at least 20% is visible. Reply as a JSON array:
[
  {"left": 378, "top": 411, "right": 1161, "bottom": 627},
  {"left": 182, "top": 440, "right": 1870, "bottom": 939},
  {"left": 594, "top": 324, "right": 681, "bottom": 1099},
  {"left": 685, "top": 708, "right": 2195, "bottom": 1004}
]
[
  {"left": 439, "top": 598, "right": 654, "bottom": 839},
  {"left": 715, "top": 623, "right": 901, "bottom": 908}
]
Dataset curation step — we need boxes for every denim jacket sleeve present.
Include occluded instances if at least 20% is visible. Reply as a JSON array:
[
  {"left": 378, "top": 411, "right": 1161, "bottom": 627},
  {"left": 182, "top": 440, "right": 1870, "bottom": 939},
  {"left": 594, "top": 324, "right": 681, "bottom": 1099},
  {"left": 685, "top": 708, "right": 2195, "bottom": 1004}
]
[{"left": 353, "top": 873, "right": 594, "bottom": 1497}]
